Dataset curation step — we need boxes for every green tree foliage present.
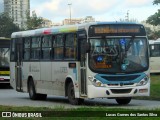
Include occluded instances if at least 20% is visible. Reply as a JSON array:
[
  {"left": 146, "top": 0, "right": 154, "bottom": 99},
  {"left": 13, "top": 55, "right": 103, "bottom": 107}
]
[
  {"left": 153, "top": 0, "right": 160, "bottom": 5},
  {"left": 146, "top": 0, "right": 160, "bottom": 26},
  {"left": 146, "top": 0, "right": 160, "bottom": 39},
  {"left": 147, "top": 10, "right": 160, "bottom": 26},
  {"left": 26, "top": 11, "right": 44, "bottom": 30},
  {"left": 0, "top": 13, "right": 20, "bottom": 38}
]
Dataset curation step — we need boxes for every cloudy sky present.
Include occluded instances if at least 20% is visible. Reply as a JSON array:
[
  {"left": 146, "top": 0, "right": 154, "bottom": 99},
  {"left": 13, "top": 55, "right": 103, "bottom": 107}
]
[
  {"left": 1, "top": 0, "right": 159, "bottom": 23},
  {"left": 0, "top": 0, "right": 3, "bottom": 12},
  {"left": 30, "top": 0, "right": 159, "bottom": 23}
]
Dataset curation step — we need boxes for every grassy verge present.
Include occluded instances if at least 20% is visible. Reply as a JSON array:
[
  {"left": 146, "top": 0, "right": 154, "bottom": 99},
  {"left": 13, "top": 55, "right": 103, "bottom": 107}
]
[{"left": 0, "top": 105, "right": 160, "bottom": 120}]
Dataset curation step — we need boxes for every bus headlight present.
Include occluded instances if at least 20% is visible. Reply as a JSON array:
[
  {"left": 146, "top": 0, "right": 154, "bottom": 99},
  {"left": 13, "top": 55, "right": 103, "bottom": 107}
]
[
  {"left": 137, "top": 76, "right": 149, "bottom": 86},
  {"left": 88, "top": 76, "right": 105, "bottom": 87}
]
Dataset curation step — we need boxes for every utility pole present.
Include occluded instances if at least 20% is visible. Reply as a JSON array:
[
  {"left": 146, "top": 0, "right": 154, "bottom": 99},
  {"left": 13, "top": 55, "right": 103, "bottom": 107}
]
[
  {"left": 125, "top": 10, "right": 129, "bottom": 21},
  {"left": 68, "top": 3, "right": 72, "bottom": 24}
]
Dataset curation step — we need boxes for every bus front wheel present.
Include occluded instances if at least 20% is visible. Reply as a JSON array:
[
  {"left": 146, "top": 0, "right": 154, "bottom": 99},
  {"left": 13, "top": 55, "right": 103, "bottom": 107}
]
[
  {"left": 115, "top": 97, "right": 132, "bottom": 105},
  {"left": 67, "top": 82, "right": 84, "bottom": 105}
]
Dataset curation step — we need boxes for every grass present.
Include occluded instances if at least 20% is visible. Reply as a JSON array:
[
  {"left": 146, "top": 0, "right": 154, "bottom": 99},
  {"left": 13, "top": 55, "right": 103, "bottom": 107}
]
[{"left": 0, "top": 105, "right": 160, "bottom": 120}]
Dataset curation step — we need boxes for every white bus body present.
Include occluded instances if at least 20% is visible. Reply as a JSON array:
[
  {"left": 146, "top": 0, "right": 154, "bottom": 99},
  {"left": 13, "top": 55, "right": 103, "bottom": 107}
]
[
  {"left": 10, "top": 22, "right": 150, "bottom": 105},
  {"left": 149, "top": 40, "right": 160, "bottom": 73}
]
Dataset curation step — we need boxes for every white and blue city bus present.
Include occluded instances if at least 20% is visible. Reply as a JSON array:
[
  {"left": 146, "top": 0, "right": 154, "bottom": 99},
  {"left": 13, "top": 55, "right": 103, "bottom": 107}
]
[{"left": 10, "top": 22, "right": 150, "bottom": 105}]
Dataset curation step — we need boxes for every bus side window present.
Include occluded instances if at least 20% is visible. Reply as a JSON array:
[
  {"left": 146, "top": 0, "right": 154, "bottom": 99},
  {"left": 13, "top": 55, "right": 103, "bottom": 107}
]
[
  {"left": 65, "top": 33, "right": 77, "bottom": 60},
  {"left": 31, "top": 37, "right": 41, "bottom": 60},
  {"left": 23, "top": 37, "right": 30, "bottom": 60},
  {"left": 41, "top": 36, "right": 52, "bottom": 60},
  {"left": 150, "top": 44, "right": 160, "bottom": 57},
  {"left": 53, "top": 34, "right": 64, "bottom": 60}
]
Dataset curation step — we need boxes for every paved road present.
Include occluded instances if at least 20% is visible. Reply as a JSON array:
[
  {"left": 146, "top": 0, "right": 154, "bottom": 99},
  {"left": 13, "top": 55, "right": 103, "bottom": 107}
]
[{"left": 0, "top": 87, "right": 160, "bottom": 110}]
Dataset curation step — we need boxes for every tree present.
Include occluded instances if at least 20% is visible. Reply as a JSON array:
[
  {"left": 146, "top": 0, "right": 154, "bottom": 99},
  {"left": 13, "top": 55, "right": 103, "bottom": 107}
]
[
  {"left": 146, "top": 0, "right": 160, "bottom": 26},
  {"left": 26, "top": 11, "right": 44, "bottom": 30},
  {"left": 0, "top": 13, "right": 20, "bottom": 38},
  {"left": 144, "top": 27, "right": 153, "bottom": 39},
  {"left": 153, "top": 0, "right": 160, "bottom": 5},
  {"left": 147, "top": 10, "right": 160, "bottom": 26},
  {"left": 146, "top": 0, "right": 160, "bottom": 39}
]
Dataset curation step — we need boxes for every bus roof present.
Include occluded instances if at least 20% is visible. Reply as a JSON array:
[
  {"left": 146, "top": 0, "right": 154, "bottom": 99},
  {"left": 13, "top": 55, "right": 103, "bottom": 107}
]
[
  {"left": 149, "top": 40, "right": 160, "bottom": 44},
  {"left": 11, "top": 22, "right": 144, "bottom": 38}
]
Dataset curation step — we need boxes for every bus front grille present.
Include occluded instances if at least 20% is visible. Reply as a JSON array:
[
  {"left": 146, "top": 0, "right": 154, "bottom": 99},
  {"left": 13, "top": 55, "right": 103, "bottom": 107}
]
[{"left": 111, "top": 89, "right": 132, "bottom": 94}]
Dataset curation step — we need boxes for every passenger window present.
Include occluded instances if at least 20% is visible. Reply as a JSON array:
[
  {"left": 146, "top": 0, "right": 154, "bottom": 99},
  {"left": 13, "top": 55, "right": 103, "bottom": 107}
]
[
  {"left": 53, "top": 35, "right": 64, "bottom": 60},
  {"left": 31, "top": 37, "right": 41, "bottom": 60},
  {"left": 23, "top": 38, "right": 30, "bottom": 60},
  {"left": 65, "top": 34, "right": 77, "bottom": 60},
  {"left": 42, "top": 36, "right": 52, "bottom": 60}
]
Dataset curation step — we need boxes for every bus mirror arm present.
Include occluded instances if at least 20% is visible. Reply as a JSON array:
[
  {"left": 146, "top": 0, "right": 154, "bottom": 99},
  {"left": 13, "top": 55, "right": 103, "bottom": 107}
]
[{"left": 85, "top": 42, "right": 91, "bottom": 53}]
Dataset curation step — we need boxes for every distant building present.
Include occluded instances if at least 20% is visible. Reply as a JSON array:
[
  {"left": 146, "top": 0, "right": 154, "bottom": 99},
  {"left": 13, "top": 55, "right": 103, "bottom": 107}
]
[
  {"left": 4, "top": 0, "right": 30, "bottom": 29},
  {"left": 62, "top": 16, "right": 95, "bottom": 25},
  {"left": 41, "top": 18, "right": 53, "bottom": 28},
  {"left": 83, "top": 16, "right": 95, "bottom": 23},
  {"left": 52, "top": 22, "right": 62, "bottom": 26},
  {"left": 63, "top": 18, "right": 83, "bottom": 25}
]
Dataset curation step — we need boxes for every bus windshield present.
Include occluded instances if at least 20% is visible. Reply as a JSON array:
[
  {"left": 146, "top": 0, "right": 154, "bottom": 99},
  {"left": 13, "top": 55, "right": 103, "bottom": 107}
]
[
  {"left": 0, "top": 48, "right": 10, "bottom": 67},
  {"left": 89, "top": 37, "right": 148, "bottom": 73}
]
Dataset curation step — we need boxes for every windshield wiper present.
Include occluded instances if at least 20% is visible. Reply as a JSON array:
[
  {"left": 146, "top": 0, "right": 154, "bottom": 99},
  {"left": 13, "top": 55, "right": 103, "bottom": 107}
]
[
  {"left": 126, "top": 36, "right": 135, "bottom": 52},
  {"left": 120, "top": 36, "right": 135, "bottom": 70}
]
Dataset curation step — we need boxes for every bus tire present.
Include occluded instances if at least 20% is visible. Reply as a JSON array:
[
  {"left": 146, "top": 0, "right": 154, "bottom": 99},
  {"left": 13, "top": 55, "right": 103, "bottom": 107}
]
[
  {"left": 67, "top": 82, "right": 84, "bottom": 105},
  {"left": 28, "top": 79, "right": 38, "bottom": 100},
  {"left": 116, "top": 97, "right": 132, "bottom": 105}
]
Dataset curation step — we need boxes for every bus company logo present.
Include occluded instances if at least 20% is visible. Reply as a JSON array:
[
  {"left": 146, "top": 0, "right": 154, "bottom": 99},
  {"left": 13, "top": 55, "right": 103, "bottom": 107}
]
[
  {"left": 120, "top": 82, "right": 124, "bottom": 86},
  {"left": 2, "top": 112, "right": 11, "bottom": 117}
]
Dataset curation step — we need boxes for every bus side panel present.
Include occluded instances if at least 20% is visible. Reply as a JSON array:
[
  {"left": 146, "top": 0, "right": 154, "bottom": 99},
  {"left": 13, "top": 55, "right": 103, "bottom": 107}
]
[
  {"left": 51, "top": 62, "right": 67, "bottom": 96},
  {"left": 51, "top": 62, "right": 80, "bottom": 97},
  {"left": 28, "top": 62, "right": 41, "bottom": 93},
  {"left": 21, "top": 62, "right": 30, "bottom": 92},
  {"left": 39, "top": 62, "right": 52, "bottom": 94},
  {"left": 150, "top": 57, "right": 160, "bottom": 73}
]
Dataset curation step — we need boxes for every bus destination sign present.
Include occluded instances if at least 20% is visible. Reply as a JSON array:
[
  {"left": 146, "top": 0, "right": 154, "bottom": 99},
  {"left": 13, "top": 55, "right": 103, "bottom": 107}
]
[
  {"left": 89, "top": 24, "right": 146, "bottom": 37},
  {"left": 95, "top": 27, "right": 140, "bottom": 34}
]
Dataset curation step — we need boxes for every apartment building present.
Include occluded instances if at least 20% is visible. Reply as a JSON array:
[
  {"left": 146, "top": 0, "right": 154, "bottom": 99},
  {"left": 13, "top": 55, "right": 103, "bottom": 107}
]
[{"left": 4, "top": 0, "right": 30, "bottom": 29}]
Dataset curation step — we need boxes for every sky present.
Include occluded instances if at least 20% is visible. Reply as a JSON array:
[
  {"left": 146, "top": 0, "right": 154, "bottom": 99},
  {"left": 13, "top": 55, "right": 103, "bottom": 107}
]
[
  {"left": 0, "top": 0, "right": 3, "bottom": 12},
  {"left": 0, "top": 0, "right": 159, "bottom": 23},
  {"left": 30, "top": 0, "right": 159, "bottom": 23}
]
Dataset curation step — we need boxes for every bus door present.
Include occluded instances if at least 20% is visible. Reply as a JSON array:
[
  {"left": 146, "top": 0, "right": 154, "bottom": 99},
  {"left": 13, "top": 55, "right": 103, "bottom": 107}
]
[
  {"left": 78, "top": 30, "right": 87, "bottom": 96},
  {"left": 15, "top": 39, "right": 23, "bottom": 92}
]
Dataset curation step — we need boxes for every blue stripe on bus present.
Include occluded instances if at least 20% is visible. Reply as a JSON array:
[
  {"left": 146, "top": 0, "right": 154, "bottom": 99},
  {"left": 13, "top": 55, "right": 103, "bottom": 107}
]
[
  {"left": 94, "top": 73, "right": 146, "bottom": 84},
  {"left": 73, "top": 68, "right": 77, "bottom": 81}
]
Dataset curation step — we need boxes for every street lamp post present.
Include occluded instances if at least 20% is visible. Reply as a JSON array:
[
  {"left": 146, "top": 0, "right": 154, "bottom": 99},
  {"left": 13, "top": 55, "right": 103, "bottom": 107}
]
[{"left": 68, "top": 3, "right": 72, "bottom": 24}]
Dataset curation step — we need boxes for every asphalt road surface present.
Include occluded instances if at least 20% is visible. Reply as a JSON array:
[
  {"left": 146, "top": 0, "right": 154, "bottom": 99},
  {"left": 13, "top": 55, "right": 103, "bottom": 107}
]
[{"left": 0, "top": 86, "right": 160, "bottom": 110}]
